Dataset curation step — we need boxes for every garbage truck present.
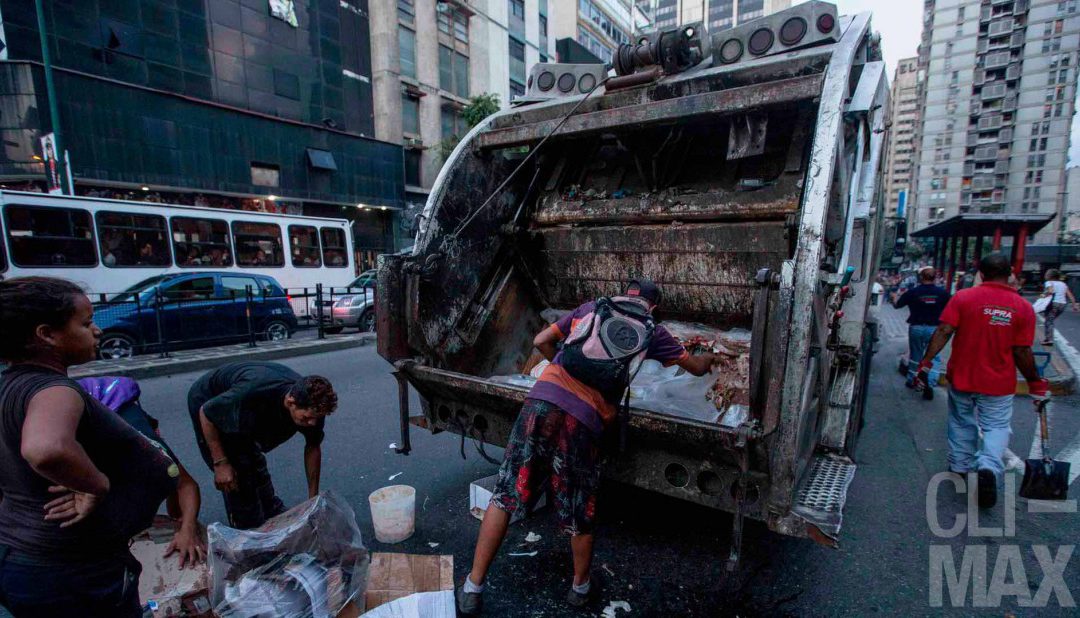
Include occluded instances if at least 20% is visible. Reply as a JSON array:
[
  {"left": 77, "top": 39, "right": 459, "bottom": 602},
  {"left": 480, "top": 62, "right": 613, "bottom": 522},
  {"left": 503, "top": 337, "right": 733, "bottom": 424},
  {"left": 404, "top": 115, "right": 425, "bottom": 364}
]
[{"left": 376, "top": 1, "right": 887, "bottom": 562}]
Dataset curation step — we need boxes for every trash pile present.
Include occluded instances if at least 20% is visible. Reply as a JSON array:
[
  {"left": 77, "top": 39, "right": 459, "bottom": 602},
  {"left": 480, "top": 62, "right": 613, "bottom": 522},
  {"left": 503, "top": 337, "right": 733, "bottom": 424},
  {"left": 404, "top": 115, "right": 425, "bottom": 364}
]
[
  {"left": 490, "top": 321, "right": 752, "bottom": 426},
  {"left": 208, "top": 492, "right": 369, "bottom": 618}
]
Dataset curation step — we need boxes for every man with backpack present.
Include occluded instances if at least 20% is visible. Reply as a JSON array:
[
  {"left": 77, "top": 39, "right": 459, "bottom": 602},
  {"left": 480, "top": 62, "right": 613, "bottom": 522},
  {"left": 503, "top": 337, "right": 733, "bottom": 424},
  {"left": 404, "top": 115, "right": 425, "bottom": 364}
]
[{"left": 456, "top": 280, "right": 721, "bottom": 614}]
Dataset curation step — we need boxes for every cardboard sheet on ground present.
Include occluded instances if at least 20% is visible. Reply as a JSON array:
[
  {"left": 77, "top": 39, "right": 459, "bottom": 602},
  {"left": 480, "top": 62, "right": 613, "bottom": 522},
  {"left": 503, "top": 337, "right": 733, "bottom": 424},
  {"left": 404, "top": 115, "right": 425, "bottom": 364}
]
[
  {"left": 362, "top": 553, "right": 453, "bottom": 610},
  {"left": 131, "top": 515, "right": 211, "bottom": 617},
  {"left": 359, "top": 591, "right": 454, "bottom": 617}
]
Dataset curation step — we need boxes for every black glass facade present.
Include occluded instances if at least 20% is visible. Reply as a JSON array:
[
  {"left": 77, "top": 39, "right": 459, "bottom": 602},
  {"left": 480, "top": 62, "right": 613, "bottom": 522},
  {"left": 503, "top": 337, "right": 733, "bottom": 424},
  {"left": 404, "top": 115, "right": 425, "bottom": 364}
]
[{"left": 0, "top": 0, "right": 404, "bottom": 219}]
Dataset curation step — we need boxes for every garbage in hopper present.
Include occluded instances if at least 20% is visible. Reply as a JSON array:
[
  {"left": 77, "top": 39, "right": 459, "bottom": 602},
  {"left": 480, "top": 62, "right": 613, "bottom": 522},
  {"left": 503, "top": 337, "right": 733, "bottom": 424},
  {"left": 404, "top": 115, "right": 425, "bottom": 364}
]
[{"left": 491, "top": 321, "right": 752, "bottom": 425}]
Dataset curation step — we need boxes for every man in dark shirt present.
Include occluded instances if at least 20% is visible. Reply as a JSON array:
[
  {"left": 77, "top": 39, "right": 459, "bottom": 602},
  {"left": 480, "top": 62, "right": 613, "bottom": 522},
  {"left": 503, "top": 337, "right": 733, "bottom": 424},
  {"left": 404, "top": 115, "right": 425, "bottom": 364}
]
[
  {"left": 186, "top": 362, "right": 338, "bottom": 528},
  {"left": 896, "top": 266, "right": 950, "bottom": 399}
]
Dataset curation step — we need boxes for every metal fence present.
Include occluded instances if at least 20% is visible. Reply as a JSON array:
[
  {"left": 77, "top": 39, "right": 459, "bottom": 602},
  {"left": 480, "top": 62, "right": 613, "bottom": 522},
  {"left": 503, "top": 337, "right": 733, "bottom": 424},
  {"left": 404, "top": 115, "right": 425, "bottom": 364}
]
[{"left": 91, "top": 284, "right": 375, "bottom": 360}]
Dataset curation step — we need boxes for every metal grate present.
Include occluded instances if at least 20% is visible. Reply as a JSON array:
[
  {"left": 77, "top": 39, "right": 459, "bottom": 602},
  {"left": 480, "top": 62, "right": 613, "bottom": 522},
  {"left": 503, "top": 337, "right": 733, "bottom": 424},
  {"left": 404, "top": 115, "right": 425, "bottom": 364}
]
[{"left": 792, "top": 454, "right": 856, "bottom": 537}]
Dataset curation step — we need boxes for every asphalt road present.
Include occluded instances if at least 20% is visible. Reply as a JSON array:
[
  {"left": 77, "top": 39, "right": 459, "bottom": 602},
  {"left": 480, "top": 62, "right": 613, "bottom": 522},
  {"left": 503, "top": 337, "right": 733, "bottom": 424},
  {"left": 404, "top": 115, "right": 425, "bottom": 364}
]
[{"left": 137, "top": 315, "right": 1080, "bottom": 616}]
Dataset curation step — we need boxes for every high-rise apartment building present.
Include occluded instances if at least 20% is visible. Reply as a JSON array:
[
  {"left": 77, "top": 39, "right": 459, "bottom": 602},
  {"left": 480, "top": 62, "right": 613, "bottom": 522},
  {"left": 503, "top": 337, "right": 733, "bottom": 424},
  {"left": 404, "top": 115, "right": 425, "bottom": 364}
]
[
  {"left": 371, "top": 0, "right": 555, "bottom": 209},
  {"left": 884, "top": 58, "right": 923, "bottom": 219},
  {"left": 911, "top": 0, "right": 1080, "bottom": 244},
  {"left": 551, "top": 0, "right": 634, "bottom": 64},
  {"left": 650, "top": 0, "right": 791, "bottom": 33}
]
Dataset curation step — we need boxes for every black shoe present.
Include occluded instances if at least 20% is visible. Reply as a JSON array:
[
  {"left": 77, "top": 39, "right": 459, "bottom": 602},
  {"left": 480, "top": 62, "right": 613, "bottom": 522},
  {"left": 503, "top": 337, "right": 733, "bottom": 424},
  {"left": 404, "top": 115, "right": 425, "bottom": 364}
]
[
  {"left": 977, "top": 469, "right": 997, "bottom": 509},
  {"left": 922, "top": 385, "right": 934, "bottom": 401},
  {"left": 566, "top": 578, "right": 600, "bottom": 608},
  {"left": 456, "top": 584, "right": 483, "bottom": 615}
]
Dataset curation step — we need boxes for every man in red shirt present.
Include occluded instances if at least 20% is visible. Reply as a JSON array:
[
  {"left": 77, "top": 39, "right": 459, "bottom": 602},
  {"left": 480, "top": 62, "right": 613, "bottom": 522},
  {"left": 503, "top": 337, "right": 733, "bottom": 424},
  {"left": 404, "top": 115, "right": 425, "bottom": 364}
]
[
  {"left": 456, "top": 280, "right": 720, "bottom": 614},
  {"left": 916, "top": 253, "right": 1049, "bottom": 508}
]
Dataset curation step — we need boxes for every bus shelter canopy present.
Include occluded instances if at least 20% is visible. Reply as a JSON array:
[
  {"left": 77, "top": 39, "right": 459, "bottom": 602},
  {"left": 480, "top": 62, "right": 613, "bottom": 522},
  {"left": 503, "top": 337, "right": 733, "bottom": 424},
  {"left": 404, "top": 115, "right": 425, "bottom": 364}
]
[{"left": 910, "top": 214, "right": 1055, "bottom": 239}]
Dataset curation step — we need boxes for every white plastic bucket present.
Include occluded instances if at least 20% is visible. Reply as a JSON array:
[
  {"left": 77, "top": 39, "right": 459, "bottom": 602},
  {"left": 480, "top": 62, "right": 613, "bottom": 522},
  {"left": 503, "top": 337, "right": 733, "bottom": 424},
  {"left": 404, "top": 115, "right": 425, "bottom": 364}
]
[{"left": 368, "top": 485, "right": 416, "bottom": 544}]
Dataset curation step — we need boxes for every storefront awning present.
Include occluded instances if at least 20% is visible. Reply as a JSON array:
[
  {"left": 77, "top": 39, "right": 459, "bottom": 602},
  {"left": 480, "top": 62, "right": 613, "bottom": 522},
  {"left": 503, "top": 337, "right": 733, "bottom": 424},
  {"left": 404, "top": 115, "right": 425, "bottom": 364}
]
[{"left": 910, "top": 213, "right": 1055, "bottom": 239}]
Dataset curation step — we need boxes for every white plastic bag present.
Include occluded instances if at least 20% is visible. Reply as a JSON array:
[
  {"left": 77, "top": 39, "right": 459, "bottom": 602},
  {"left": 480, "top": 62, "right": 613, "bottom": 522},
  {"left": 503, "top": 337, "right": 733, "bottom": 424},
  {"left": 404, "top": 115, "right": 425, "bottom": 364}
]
[
  {"left": 209, "top": 491, "right": 369, "bottom": 618},
  {"left": 1033, "top": 296, "right": 1052, "bottom": 314}
]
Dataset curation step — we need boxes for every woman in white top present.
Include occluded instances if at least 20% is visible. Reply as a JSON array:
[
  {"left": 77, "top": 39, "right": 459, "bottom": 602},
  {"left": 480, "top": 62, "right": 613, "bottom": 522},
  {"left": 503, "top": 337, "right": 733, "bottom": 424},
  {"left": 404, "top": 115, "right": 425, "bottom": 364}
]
[{"left": 1039, "top": 269, "right": 1079, "bottom": 345}]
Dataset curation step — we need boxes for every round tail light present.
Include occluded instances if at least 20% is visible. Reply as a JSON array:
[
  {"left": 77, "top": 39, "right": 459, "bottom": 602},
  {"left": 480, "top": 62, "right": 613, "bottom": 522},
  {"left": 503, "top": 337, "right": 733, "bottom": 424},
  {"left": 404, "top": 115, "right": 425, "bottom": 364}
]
[
  {"left": 578, "top": 73, "right": 597, "bottom": 93},
  {"left": 557, "top": 73, "right": 575, "bottom": 93},
  {"left": 719, "top": 38, "right": 743, "bottom": 64},
  {"left": 780, "top": 17, "right": 807, "bottom": 46},
  {"left": 537, "top": 71, "right": 555, "bottom": 91},
  {"left": 748, "top": 28, "right": 774, "bottom": 55},
  {"left": 817, "top": 13, "right": 835, "bottom": 33}
]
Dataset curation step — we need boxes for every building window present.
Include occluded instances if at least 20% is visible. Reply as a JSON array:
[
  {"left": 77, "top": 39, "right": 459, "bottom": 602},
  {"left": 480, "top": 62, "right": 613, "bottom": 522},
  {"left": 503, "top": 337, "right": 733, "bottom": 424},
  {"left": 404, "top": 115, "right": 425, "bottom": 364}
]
[
  {"left": 509, "top": 0, "right": 525, "bottom": 35},
  {"left": 439, "top": 45, "right": 469, "bottom": 98},
  {"left": 289, "top": 225, "right": 322, "bottom": 267},
  {"left": 5, "top": 205, "right": 97, "bottom": 267},
  {"left": 509, "top": 37, "right": 526, "bottom": 86},
  {"left": 442, "top": 106, "right": 464, "bottom": 140},
  {"left": 404, "top": 149, "right": 422, "bottom": 186},
  {"left": 399, "top": 27, "right": 417, "bottom": 79},
  {"left": 232, "top": 221, "right": 285, "bottom": 267},
  {"left": 97, "top": 212, "right": 171, "bottom": 267},
  {"left": 251, "top": 163, "right": 280, "bottom": 187},
  {"left": 438, "top": 7, "right": 470, "bottom": 43},
  {"left": 540, "top": 14, "right": 548, "bottom": 51},
  {"left": 399, "top": 0, "right": 415, "bottom": 24},
  {"left": 402, "top": 93, "right": 420, "bottom": 135},
  {"left": 172, "top": 217, "right": 233, "bottom": 267},
  {"left": 510, "top": 80, "right": 525, "bottom": 99}
]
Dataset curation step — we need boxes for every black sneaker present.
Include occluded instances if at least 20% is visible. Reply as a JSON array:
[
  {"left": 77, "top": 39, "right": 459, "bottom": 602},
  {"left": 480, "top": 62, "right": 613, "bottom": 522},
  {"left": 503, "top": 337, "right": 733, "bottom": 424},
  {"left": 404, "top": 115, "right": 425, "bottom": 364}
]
[
  {"left": 566, "top": 579, "right": 600, "bottom": 608},
  {"left": 922, "top": 384, "right": 934, "bottom": 401},
  {"left": 977, "top": 468, "right": 997, "bottom": 509},
  {"left": 456, "top": 584, "right": 483, "bottom": 615}
]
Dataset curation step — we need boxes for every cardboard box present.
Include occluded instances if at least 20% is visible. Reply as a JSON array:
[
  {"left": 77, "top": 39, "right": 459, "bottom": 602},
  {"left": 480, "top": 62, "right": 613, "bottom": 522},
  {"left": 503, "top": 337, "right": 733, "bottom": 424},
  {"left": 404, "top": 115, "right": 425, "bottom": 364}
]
[
  {"left": 469, "top": 474, "right": 546, "bottom": 524},
  {"left": 130, "top": 516, "right": 211, "bottom": 617},
  {"left": 364, "top": 553, "right": 454, "bottom": 611}
]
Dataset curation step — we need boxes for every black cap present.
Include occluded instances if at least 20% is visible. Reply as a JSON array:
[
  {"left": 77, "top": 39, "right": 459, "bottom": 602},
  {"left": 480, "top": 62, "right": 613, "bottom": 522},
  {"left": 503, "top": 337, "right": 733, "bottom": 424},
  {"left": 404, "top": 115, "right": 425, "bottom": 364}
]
[{"left": 627, "top": 278, "right": 661, "bottom": 305}]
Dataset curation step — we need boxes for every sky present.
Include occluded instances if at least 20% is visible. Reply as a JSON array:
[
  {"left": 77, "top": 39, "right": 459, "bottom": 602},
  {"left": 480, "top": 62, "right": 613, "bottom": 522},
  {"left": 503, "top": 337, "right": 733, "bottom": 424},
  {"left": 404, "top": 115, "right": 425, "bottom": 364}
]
[{"left": 830, "top": 0, "right": 1080, "bottom": 167}]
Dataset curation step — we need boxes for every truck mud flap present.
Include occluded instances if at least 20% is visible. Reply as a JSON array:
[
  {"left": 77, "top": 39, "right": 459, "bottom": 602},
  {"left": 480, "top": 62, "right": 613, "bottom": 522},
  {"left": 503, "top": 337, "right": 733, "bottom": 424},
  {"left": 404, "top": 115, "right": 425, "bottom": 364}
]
[{"left": 791, "top": 453, "right": 857, "bottom": 544}]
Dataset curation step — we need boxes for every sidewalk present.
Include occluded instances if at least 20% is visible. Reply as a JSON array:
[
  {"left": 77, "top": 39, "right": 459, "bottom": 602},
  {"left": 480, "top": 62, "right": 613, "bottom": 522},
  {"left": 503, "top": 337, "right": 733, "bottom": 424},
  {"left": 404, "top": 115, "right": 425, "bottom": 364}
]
[
  {"left": 72, "top": 332, "right": 375, "bottom": 380},
  {"left": 878, "top": 304, "right": 1076, "bottom": 395}
]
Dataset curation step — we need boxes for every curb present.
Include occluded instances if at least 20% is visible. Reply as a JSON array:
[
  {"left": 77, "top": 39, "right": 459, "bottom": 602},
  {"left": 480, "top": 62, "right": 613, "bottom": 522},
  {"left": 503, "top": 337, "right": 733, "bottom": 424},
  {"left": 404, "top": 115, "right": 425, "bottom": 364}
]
[{"left": 71, "top": 334, "right": 375, "bottom": 380}]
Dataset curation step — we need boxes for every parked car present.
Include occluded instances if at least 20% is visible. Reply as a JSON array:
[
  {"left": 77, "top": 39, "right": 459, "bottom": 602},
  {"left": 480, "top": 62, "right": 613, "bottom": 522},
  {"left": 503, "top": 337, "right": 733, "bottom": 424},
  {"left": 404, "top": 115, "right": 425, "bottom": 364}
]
[
  {"left": 321, "top": 270, "right": 377, "bottom": 334},
  {"left": 94, "top": 272, "right": 298, "bottom": 359}
]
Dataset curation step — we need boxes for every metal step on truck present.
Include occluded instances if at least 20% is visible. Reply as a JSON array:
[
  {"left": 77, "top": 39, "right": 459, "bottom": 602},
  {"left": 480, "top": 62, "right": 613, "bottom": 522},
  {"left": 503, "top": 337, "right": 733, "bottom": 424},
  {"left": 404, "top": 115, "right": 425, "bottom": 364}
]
[{"left": 376, "top": 1, "right": 888, "bottom": 564}]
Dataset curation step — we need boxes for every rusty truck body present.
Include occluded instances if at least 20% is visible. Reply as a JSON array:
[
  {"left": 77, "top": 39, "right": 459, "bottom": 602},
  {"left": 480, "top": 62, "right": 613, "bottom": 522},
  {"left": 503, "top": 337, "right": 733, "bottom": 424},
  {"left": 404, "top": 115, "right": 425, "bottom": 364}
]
[{"left": 376, "top": 2, "right": 888, "bottom": 556}]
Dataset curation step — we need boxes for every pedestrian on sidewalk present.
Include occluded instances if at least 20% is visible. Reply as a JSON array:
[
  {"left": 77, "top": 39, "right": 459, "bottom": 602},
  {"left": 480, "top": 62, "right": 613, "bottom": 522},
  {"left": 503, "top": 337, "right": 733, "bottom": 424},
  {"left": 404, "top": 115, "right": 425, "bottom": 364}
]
[
  {"left": 456, "top": 280, "right": 721, "bottom": 615},
  {"left": 895, "top": 266, "right": 949, "bottom": 400},
  {"left": 914, "top": 254, "right": 1049, "bottom": 509},
  {"left": 0, "top": 277, "right": 179, "bottom": 617},
  {"left": 187, "top": 361, "right": 337, "bottom": 529},
  {"left": 1038, "top": 269, "right": 1079, "bottom": 346}
]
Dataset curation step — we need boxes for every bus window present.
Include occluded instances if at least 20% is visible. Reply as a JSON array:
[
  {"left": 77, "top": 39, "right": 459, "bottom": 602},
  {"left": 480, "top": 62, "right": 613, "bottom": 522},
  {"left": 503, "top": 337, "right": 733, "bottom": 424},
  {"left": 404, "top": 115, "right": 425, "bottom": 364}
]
[
  {"left": 289, "top": 225, "right": 321, "bottom": 268},
  {"left": 171, "top": 217, "right": 233, "bottom": 267},
  {"left": 96, "top": 211, "right": 171, "bottom": 267},
  {"left": 232, "top": 221, "right": 284, "bottom": 267},
  {"left": 320, "top": 227, "right": 347, "bottom": 268},
  {"left": 4, "top": 204, "right": 97, "bottom": 267}
]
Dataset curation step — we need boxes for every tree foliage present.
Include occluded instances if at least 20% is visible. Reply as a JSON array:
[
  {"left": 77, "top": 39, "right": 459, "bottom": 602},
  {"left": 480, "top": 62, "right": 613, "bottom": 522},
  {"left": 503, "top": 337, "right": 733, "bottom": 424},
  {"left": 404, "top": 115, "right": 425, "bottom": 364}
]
[{"left": 438, "top": 93, "right": 501, "bottom": 162}]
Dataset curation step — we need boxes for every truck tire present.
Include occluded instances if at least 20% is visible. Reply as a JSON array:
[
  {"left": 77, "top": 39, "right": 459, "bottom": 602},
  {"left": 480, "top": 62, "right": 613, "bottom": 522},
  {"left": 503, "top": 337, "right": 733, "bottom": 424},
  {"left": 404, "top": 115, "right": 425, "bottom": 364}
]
[{"left": 845, "top": 326, "right": 875, "bottom": 457}]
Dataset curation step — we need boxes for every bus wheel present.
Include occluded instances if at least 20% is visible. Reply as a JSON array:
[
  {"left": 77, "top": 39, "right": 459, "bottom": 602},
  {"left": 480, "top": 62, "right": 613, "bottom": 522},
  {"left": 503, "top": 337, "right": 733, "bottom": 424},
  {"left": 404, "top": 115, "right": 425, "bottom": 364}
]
[
  {"left": 99, "top": 333, "right": 136, "bottom": 360},
  {"left": 264, "top": 320, "right": 291, "bottom": 341}
]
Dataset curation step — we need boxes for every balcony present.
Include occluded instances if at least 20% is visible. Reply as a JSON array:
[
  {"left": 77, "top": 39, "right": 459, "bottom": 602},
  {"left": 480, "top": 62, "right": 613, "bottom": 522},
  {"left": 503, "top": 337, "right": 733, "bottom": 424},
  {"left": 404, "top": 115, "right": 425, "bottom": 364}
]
[
  {"left": 994, "top": 159, "right": 1011, "bottom": 174},
  {"left": 984, "top": 51, "right": 1012, "bottom": 69},
  {"left": 1002, "top": 94, "right": 1017, "bottom": 112},
  {"left": 1014, "top": 0, "right": 1030, "bottom": 14},
  {"left": 981, "top": 6, "right": 993, "bottom": 22},
  {"left": 991, "top": 190, "right": 1006, "bottom": 205},
  {"left": 991, "top": 0, "right": 1013, "bottom": 5},
  {"left": 977, "top": 114, "right": 1004, "bottom": 130},
  {"left": 974, "top": 145, "right": 999, "bottom": 161},
  {"left": 1006, "top": 63, "right": 1021, "bottom": 80},
  {"left": 972, "top": 175, "right": 996, "bottom": 190},
  {"left": 973, "top": 68, "right": 986, "bottom": 85},
  {"left": 963, "top": 162, "right": 976, "bottom": 176},
  {"left": 967, "top": 132, "right": 979, "bottom": 147},
  {"left": 999, "top": 127, "right": 1013, "bottom": 142},
  {"left": 1010, "top": 31, "right": 1025, "bottom": 48},
  {"left": 981, "top": 82, "right": 1007, "bottom": 100},
  {"left": 987, "top": 18, "right": 1014, "bottom": 37}
]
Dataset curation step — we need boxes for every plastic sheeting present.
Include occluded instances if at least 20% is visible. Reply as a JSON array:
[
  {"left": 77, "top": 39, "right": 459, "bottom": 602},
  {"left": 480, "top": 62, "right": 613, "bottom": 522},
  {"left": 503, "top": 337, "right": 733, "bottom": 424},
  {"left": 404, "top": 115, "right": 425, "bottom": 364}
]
[{"left": 208, "top": 492, "right": 370, "bottom": 618}]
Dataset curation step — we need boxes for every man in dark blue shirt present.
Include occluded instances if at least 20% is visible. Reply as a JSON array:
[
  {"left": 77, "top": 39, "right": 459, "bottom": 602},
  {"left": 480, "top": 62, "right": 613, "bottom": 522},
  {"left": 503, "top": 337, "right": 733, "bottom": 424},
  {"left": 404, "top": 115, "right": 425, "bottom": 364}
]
[{"left": 896, "top": 266, "right": 950, "bottom": 399}]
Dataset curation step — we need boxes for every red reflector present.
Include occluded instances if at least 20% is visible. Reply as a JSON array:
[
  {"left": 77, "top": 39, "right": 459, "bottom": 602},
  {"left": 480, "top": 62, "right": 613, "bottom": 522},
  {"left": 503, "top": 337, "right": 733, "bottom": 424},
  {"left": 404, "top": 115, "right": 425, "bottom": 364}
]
[
  {"left": 287, "top": 295, "right": 292, "bottom": 302},
  {"left": 817, "top": 13, "right": 835, "bottom": 33}
]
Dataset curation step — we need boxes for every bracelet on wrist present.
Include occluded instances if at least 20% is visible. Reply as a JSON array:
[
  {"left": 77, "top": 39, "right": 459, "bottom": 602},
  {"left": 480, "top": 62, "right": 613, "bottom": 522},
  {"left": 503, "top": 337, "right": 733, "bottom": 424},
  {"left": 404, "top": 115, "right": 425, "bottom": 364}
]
[{"left": 213, "top": 457, "right": 229, "bottom": 467}]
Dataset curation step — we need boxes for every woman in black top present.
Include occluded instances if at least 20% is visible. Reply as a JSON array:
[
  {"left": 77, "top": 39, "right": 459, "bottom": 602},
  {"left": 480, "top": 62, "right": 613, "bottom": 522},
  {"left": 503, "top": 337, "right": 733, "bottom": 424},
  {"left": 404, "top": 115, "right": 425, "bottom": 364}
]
[{"left": 0, "top": 277, "right": 178, "bottom": 617}]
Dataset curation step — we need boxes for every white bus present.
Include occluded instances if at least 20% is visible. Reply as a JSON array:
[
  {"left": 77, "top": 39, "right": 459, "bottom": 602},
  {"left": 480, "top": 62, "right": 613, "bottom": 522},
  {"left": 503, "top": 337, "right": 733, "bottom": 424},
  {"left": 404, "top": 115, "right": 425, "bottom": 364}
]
[{"left": 0, "top": 191, "right": 359, "bottom": 295}]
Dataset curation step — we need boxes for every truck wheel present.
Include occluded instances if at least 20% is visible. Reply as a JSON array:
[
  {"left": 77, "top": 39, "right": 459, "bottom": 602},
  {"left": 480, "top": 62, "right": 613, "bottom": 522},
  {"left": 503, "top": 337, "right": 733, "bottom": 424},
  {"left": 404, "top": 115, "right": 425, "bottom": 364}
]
[
  {"left": 99, "top": 333, "right": 137, "bottom": 360},
  {"left": 846, "top": 326, "right": 875, "bottom": 457}
]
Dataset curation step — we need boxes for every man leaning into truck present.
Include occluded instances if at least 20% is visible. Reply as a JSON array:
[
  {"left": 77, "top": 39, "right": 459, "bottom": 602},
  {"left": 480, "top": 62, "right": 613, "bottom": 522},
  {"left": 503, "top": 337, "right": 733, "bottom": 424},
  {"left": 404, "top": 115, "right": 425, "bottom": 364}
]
[
  {"left": 914, "top": 254, "right": 1049, "bottom": 508},
  {"left": 456, "top": 279, "right": 722, "bottom": 614}
]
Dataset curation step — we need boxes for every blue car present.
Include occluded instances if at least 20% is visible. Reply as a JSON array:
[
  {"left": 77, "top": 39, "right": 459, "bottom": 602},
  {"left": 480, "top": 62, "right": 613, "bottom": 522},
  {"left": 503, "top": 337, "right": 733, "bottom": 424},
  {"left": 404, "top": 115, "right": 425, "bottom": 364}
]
[{"left": 94, "top": 272, "right": 298, "bottom": 359}]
